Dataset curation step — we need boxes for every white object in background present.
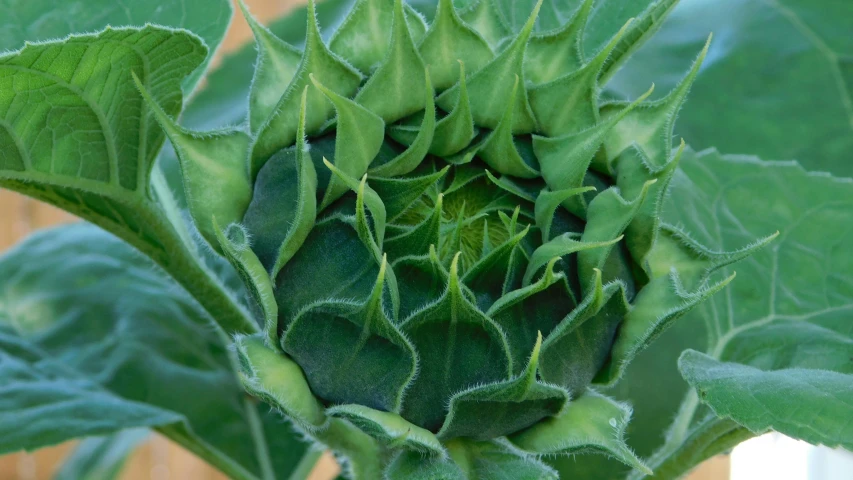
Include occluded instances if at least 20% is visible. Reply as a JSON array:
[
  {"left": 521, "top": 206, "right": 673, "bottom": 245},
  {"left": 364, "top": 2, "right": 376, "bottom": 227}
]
[
  {"left": 808, "top": 446, "right": 853, "bottom": 480},
  {"left": 732, "top": 433, "right": 810, "bottom": 480},
  {"left": 732, "top": 433, "right": 853, "bottom": 480}
]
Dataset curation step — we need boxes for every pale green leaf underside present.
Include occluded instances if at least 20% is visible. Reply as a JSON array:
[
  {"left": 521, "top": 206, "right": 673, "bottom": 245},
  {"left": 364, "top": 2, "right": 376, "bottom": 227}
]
[
  {"left": 0, "top": 225, "right": 307, "bottom": 480},
  {"left": 53, "top": 430, "right": 149, "bottom": 480}
]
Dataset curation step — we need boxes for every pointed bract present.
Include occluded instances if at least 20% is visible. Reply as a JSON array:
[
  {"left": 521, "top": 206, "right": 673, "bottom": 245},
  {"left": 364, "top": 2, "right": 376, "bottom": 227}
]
[
  {"left": 530, "top": 19, "right": 634, "bottom": 137},
  {"left": 419, "top": 0, "right": 494, "bottom": 90},
  {"left": 250, "top": 0, "right": 362, "bottom": 179},
  {"left": 369, "top": 70, "right": 436, "bottom": 177},
  {"left": 328, "top": 404, "right": 445, "bottom": 455},
  {"left": 478, "top": 75, "right": 541, "bottom": 178},
  {"left": 312, "top": 75, "right": 385, "bottom": 209},
  {"left": 239, "top": 0, "right": 303, "bottom": 133},
  {"left": 330, "top": 0, "right": 428, "bottom": 73},
  {"left": 438, "top": 334, "right": 569, "bottom": 440},
  {"left": 213, "top": 220, "right": 279, "bottom": 346},
  {"left": 436, "top": 0, "right": 543, "bottom": 133},
  {"left": 533, "top": 85, "right": 654, "bottom": 216},
  {"left": 602, "top": 35, "right": 711, "bottom": 167},
  {"left": 270, "top": 88, "right": 318, "bottom": 278},
  {"left": 282, "top": 255, "right": 417, "bottom": 411},
  {"left": 355, "top": 0, "right": 428, "bottom": 122},
  {"left": 525, "top": 0, "right": 594, "bottom": 84},
  {"left": 430, "top": 62, "right": 477, "bottom": 157},
  {"left": 134, "top": 74, "right": 252, "bottom": 254},
  {"left": 400, "top": 254, "right": 513, "bottom": 430},
  {"left": 509, "top": 391, "right": 651, "bottom": 475}
]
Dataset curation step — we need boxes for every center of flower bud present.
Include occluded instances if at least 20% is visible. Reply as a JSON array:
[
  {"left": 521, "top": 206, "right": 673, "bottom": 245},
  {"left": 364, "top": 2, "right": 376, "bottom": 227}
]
[{"left": 393, "top": 162, "right": 519, "bottom": 272}]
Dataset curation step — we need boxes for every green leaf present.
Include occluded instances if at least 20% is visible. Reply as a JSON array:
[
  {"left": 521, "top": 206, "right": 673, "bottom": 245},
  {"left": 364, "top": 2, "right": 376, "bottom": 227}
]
[
  {"left": 0, "top": 225, "right": 307, "bottom": 480},
  {"left": 509, "top": 391, "right": 651, "bottom": 475},
  {"left": 250, "top": 0, "right": 362, "bottom": 179},
  {"left": 0, "top": 27, "right": 255, "bottom": 335},
  {"left": 239, "top": 0, "right": 304, "bottom": 133},
  {"left": 680, "top": 351, "right": 853, "bottom": 450},
  {"left": 312, "top": 75, "right": 385, "bottom": 209},
  {"left": 650, "top": 149, "right": 853, "bottom": 464},
  {"left": 400, "top": 254, "right": 513, "bottom": 431},
  {"left": 327, "top": 404, "right": 445, "bottom": 455},
  {"left": 563, "top": 149, "right": 853, "bottom": 479},
  {"left": 437, "top": 0, "right": 542, "bottom": 133},
  {"left": 418, "top": 0, "right": 494, "bottom": 90},
  {"left": 0, "top": 0, "right": 232, "bottom": 93},
  {"left": 608, "top": 0, "right": 853, "bottom": 176},
  {"left": 329, "top": 0, "right": 428, "bottom": 74},
  {"left": 282, "top": 256, "right": 417, "bottom": 412},
  {"left": 0, "top": 332, "right": 181, "bottom": 452},
  {"left": 354, "top": 0, "right": 428, "bottom": 122},
  {"left": 438, "top": 334, "right": 569, "bottom": 440},
  {"left": 54, "top": 430, "right": 149, "bottom": 480}
]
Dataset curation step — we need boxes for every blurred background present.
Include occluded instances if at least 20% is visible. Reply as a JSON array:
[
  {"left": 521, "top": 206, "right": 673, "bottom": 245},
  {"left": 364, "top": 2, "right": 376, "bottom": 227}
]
[{"left": 0, "top": 0, "right": 850, "bottom": 479}]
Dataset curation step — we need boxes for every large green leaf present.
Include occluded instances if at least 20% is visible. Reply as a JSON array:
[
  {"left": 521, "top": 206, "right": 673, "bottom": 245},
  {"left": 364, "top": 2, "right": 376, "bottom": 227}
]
[
  {"left": 554, "top": 148, "right": 853, "bottom": 478},
  {"left": 0, "top": 224, "right": 308, "bottom": 480},
  {"left": 680, "top": 352, "right": 853, "bottom": 450},
  {"left": 0, "top": 27, "right": 255, "bottom": 335},
  {"left": 0, "top": 0, "right": 232, "bottom": 92},
  {"left": 607, "top": 0, "right": 853, "bottom": 176}
]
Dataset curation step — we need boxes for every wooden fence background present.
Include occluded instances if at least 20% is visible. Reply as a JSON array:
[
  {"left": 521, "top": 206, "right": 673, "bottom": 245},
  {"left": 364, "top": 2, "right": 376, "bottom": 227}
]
[{"left": 0, "top": 0, "right": 729, "bottom": 478}]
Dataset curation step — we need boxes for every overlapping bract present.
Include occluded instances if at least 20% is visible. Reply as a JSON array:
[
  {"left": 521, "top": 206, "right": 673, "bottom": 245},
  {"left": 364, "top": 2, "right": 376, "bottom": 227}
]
[{"left": 144, "top": 0, "right": 772, "bottom": 477}]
